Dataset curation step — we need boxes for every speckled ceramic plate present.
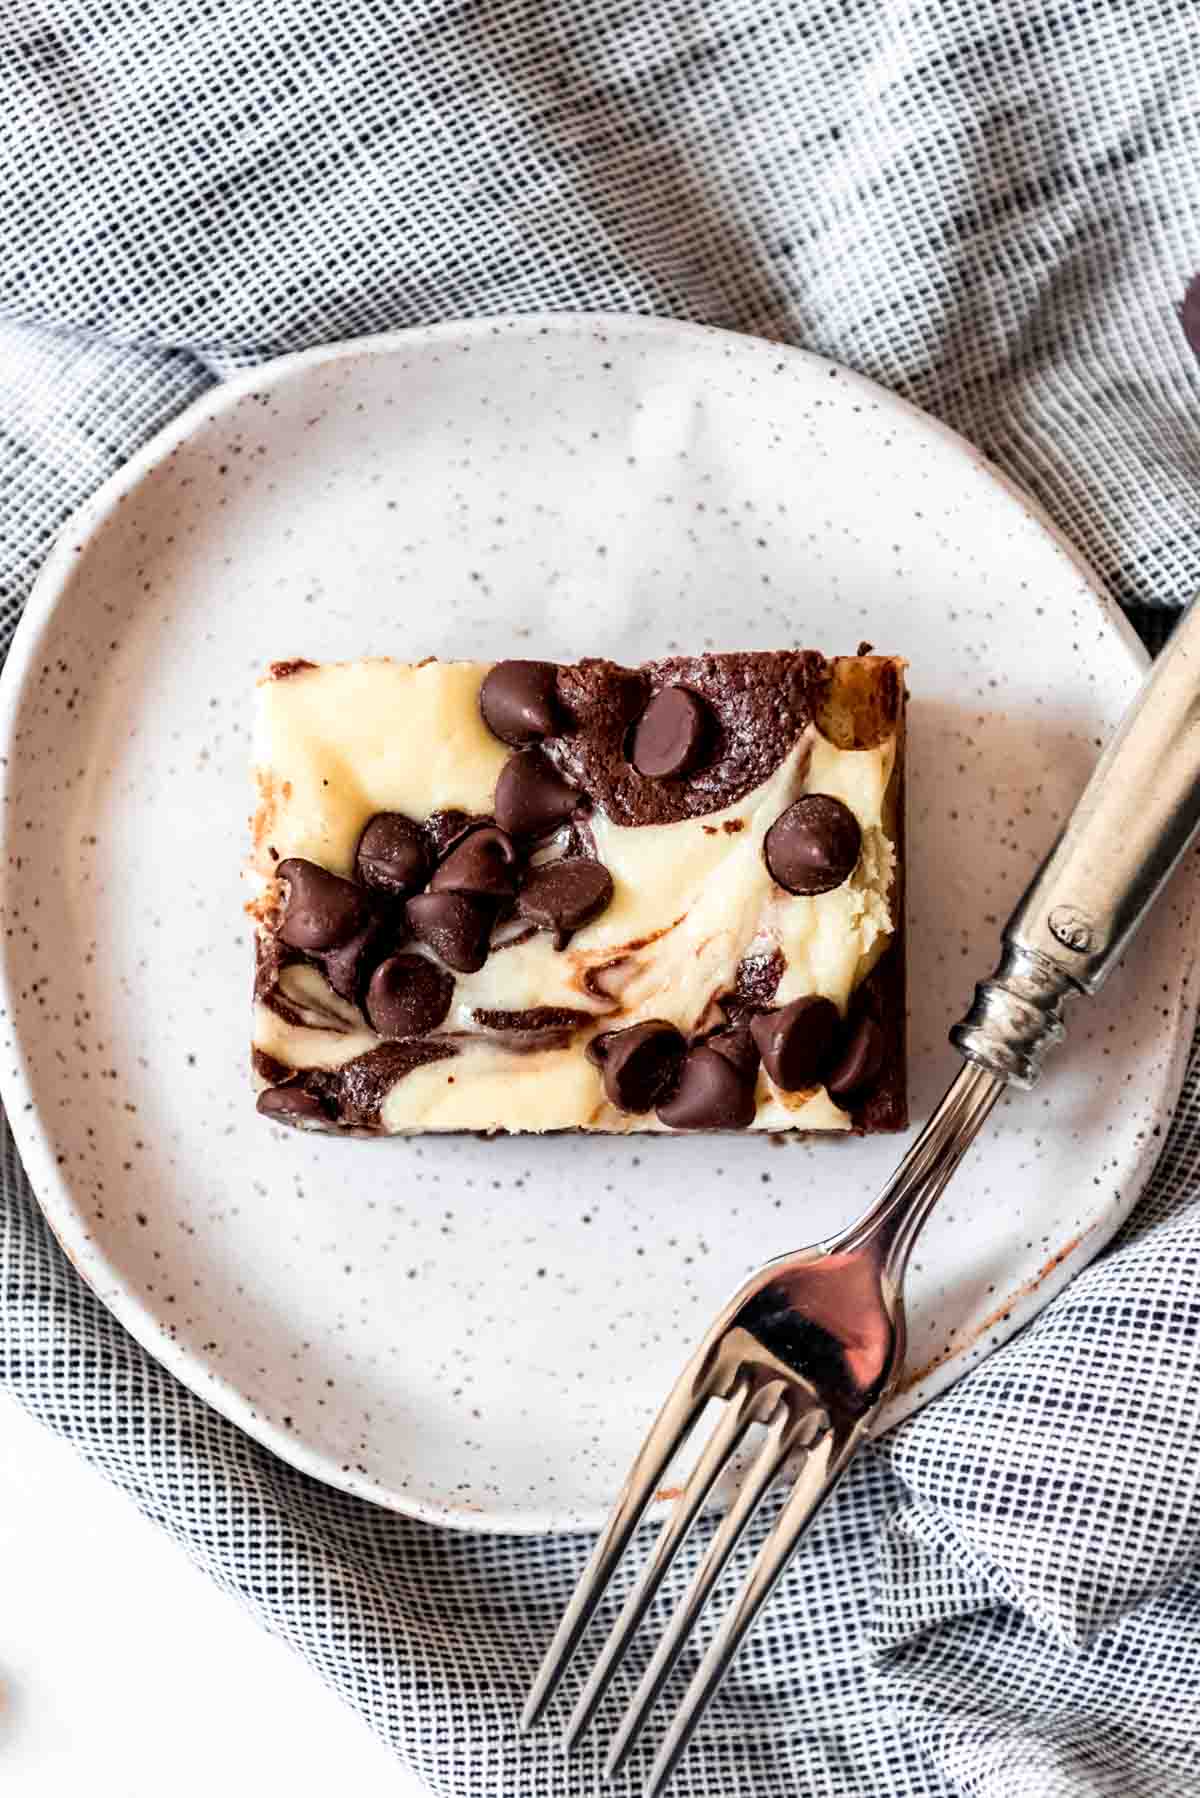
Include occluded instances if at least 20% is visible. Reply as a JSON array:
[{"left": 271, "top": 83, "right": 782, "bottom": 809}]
[{"left": 2, "top": 315, "right": 1196, "bottom": 1533}]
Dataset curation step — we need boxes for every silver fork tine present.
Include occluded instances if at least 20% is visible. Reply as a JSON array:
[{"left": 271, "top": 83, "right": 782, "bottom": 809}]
[
  {"left": 521, "top": 1357, "right": 713, "bottom": 1730},
  {"left": 604, "top": 1397, "right": 828, "bottom": 1778},
  {"left": 641, "top": 1427, "right": 864, "bottom": 1798},
  {"left": 561, "top": 1371, "right": 768, "bottom": 1750}
]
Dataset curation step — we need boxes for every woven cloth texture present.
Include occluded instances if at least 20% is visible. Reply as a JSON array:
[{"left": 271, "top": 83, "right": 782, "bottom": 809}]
[{"left": 2, "top": 3, "right": 1200, "bottom": 1794}]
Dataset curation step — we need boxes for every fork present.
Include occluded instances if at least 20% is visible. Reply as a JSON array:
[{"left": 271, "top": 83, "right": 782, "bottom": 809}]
[{"left": 522, "top": 593, "right": 1200, "bottom": 1795}]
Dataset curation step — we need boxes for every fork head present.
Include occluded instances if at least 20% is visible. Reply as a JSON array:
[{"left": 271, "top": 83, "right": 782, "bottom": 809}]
[
  {"left": 708, "top": 1228, "right": 905, "bottom": 1420},
  {"left": 520, "top": 1229, "right": 906, "bottom": 1790}
]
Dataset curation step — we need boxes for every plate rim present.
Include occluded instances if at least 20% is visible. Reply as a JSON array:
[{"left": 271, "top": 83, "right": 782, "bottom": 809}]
[{"left": 0, "top": 311, "right": 1182, "bottom": 1535}]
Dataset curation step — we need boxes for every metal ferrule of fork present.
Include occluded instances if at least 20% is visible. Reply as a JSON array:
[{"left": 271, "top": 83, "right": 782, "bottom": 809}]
[{"left": 950, "top": 941, "right": 1069, "bottom": 1089}]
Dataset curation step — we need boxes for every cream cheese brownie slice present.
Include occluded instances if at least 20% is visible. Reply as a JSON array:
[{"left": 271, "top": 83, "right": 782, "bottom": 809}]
[{"left": 248, "top": 652, "right": 905, "bottom": 1135}]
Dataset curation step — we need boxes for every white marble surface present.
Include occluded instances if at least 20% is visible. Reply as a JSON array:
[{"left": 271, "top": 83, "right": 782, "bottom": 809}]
[{"left": 0, "top": 1392, "right": 429, "bottom": 1796}]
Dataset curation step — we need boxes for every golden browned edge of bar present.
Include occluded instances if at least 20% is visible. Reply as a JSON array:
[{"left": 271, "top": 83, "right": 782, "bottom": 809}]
[{"left": 828, "top": 654, "right": 908, "bottom": 1134}]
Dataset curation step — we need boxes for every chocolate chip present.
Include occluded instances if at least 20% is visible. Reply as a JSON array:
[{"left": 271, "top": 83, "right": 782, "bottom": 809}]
[
  {"left": 706, "top": 1026, "right": 760, "bottom": 1079},
  {"left": 365, "top": 953, "right": 455, "bottom": 1038},
  {"left": 764, "top": 795, "right": 862, "bottom": 896},
  {"left": 405, "top": 892, "right": 494, "bottom": 973},
  {"left": 317, "top": 912, "right": 391, "bottom": 1004},
  {"left": 494, "top": 747, "right": 581, "bottom": 838},
  {"left": 733, "top": 948, "right": 785, "bottom": 1011},
  {"left": 257, "top": 1085, "right": 330, "bottom": 1125},
  {"left": 430, "top": 824, "right": 520, "bottom": 899},
  {"left": 424, "top": 809, "right": 473, "bottom": 858},
  {"left": 715, "top": 948, "right": 786, "bottom": 1032},
  {"left": 516, "top": 857, "right": 613, "bottom": 942},
  {"left": 355, "top": 813, "right": 430, "bottom": 898},
  {"left": 751, "top": 996, "right": 841, "bottom": 1091},
  {"left": 480, "top": 660, "right": 561, "bottom": 746},
  {"left": 825, "top": 1015, "right": 885, "bottom": 1100},
  {"left": 588, "top": 1020, "right": 685, "bottom": 1113},
  {"left": 631, "top": 686, "right": 709, "bottom": 778},
  {"left": 276, "top": 858, "right": 370, "bottom": 950},
  {"left": 656, "top": 1042, "right": 757, "bottom": 1130}
]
